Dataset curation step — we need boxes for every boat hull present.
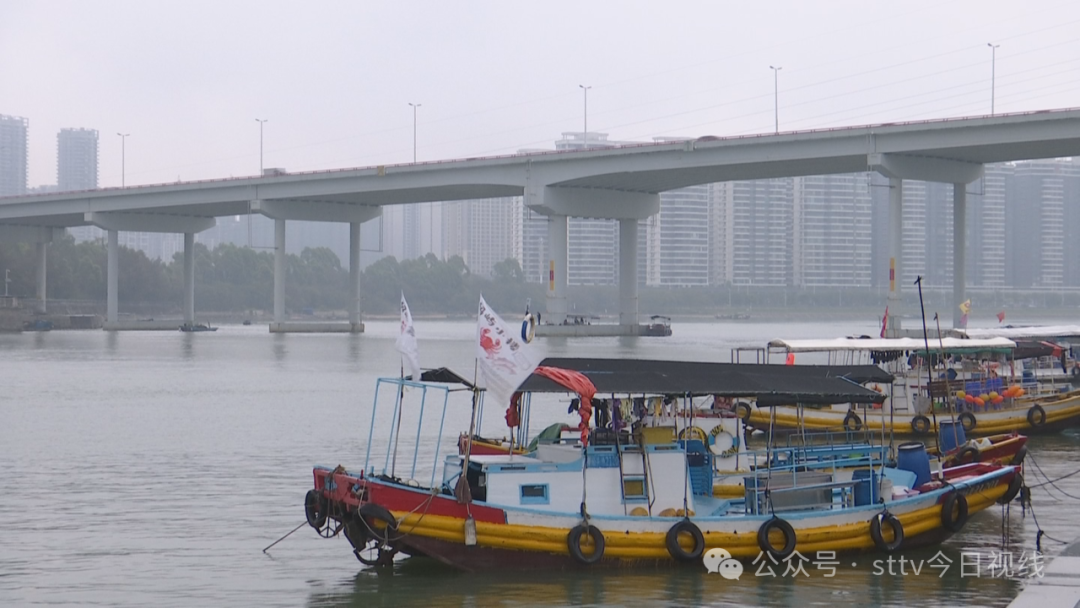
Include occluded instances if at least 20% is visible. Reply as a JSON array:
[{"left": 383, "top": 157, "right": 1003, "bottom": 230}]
[
  {"left": 746, "top": 392, "right": 1080, "bottom": 436},
  {"left": 310, "top": 463, "right": 1017, "bottom": 572}
]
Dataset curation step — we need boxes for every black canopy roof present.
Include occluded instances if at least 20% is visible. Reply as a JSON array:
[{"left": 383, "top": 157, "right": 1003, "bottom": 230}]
[{"left": 421, "top": 358, "right": 890, "bottom": 405}]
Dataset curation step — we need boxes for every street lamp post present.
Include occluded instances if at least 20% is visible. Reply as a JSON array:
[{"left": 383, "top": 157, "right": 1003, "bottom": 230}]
[
  {"left": 255, "top": 118, "right": 268, "bottom": 174},
  {"left": 578, "top": 85, "right": 591, "bottom": 148},
  {"left": 407, "top": 102, "right": 421, "bottom": 162},
  {"left": 769, "top": 66, "right": 782, "bottom": 134},
  {"left": 988, "top": 43, "right": 1001, "bottom": 115},
  {"left": 117, "top": 133, "right": 130, "bottom": 187}
]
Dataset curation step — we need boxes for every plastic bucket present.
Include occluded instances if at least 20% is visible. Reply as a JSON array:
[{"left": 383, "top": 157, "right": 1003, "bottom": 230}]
[
  {"left": 939, "top": 419, "right": 967, "bottom": 454},
  {"left": 852, "top": 468, "right": 878, "bottom": 506},
  {"left": 896, "top": 442, "right": 932, "bottom": 488}
]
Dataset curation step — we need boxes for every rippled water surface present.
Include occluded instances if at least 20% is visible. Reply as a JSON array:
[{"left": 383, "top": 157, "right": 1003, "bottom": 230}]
[{"left": 2, "top": 319, "right": 1078, "bottom": 607}]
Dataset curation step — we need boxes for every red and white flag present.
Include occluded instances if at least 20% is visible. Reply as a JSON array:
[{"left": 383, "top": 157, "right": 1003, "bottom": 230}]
[
  {"left": 395, "top": 293, "right": 422, "bottom": 381},
  {"left": 880, "top": 306, "right": 889, "bottom": 338},
  {"left": 476, "top": 296, "right": 540, "bottom": 409}
]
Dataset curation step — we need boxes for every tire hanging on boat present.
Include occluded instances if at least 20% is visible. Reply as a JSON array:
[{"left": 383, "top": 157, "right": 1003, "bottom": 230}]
[
  {"left": 958, "top": 412, "right": 977, "bottom": 433},
  {"left": 869, "top": 512, "right": 904, "bottom": 552},
  {"left": 843, "top": 412, "right": 862, "bottom": 432},
  {"left": 1011, "top": 445, "right": 1028, "bottom": 466},
  {"left": 304, "top": 489, "right": 328, "bottom": 530},
  {"left": 956, "top": 445, "right": 980, "bottom": 464},
  {"left": 665, "top": 519, "right": 705, "bottom": 561},
  {"left": 567, "top": 524, "right": 605, "bottom": 565},
  {"left": 911, "top": 415, "right": 931, "bottom": 435},
  {"left": 734, "top": 402, "right": 752, "bottom": 422},
  {"left": 998, "top": 473, "right": 1025, "bottom": 505},
  {"left": 1027, "top": 404, "right": 1046, "bottom": 427},
  {"left": 757, "top": 516, "right": 796, "bottom": 560},
  {"left": 940, "top": 491, "right": 969, "bottom": 533}
]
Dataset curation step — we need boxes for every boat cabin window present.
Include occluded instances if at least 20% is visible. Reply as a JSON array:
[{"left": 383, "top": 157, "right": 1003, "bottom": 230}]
[
  {"left": 519, "top": 484, "right": 549, "bottom": 505},
  {"left": 622, "top": 476, "right": 647, "bottom": 501}
]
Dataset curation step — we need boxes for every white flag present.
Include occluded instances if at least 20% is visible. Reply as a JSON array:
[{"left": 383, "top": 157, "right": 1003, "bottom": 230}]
[
  {"left": 395, "top": 293, "right": 422, "bottom": 381},
  {"left": 476, "top": 296, "right": 539, "bottom": 410}
]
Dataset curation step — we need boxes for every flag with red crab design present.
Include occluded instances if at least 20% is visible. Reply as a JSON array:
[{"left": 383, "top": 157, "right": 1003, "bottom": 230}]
[{"left": 476, "top": 296, "right": 539, "bottom": 412}]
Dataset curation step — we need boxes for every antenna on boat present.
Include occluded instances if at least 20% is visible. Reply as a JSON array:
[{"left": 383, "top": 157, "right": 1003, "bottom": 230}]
[{"left": 914, "top": 276, "right": 941, "bottom": 457}]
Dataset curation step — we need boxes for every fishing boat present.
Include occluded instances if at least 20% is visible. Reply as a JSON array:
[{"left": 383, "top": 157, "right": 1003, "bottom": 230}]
[
  {"left": 179, "top": 322, "right": 217, "bottom": 332},
  {"left": 753, "top": 336, "right": 1080, "bottom": 437},
  {"left": 304, "top": 356, "right": 1022, "bottom": 571},
  {"left": 642, "top": 315, "right": 673, "bottom": 337}
]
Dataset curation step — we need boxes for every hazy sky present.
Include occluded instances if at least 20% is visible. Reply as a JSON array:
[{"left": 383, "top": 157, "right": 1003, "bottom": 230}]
[{"left": 3, "top": 0, "right": 1079, "bottom": 189}]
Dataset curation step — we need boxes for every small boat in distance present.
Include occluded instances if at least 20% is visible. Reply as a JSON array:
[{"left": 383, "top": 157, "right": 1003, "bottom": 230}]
[
  {"left": 643, "top": 315, "right": 672, "bottom": 336},
  {"left": 179, "top": 322, "right": 218, "bottom": 332}
]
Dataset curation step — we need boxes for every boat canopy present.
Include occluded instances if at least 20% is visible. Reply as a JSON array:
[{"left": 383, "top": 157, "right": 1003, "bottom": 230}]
[
  {"left": 964, "top": 325, "right": 1080, "bottom": 340},
  {"left": 517, "top": 357, "right": 890, "bottom": 406},
  {"left": 768, "top": 336, "right": 1016, "bottom": 354}
]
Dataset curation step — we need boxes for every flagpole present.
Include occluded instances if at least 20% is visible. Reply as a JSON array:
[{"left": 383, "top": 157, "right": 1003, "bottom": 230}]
[
  {"left": 915, "top": 276, "right": 941, "bottom": 457},
  {"left": 934, "top": 313, "right": 960, "bottom": 450},
  {"left": 391, "top": 359, "right": 404, "bottom": 478}
]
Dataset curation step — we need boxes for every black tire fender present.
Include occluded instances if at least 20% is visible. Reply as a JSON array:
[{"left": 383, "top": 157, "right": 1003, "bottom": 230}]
[
  {"left": 305, "top": 489, "right": 328, "bottom": 530},
  {"left": 998, "top": 473, "right": 1024, "bottom": 505},
  {"left": 940, "top": 491, "right": 969, "bottom": 533},
  {"left": 958, "top": 412, "right": 977, "bottom": 433},
  {"left": 358, "top": 503, "right": 398, "bottom": 544},
  {"left": 1011, "top": 444, "right": 1028, "bottom": 466},
  {"left": 1027, "top": 404, "right": 1046, "bottom": 427},
  {"left": 665, "top": 519, "right": 705, "bottom": 561},
  {"left": 956, "top": 445, "right": 980, "bottom": 464},
  {"left": 567, "top": 524, "right": 605, "bottom": 565},
  {"left": 843, "top": 412, "right": 863, "bottom": 432},
  {"left": 869, "top": 512, "right": 904, "bottom": 552},
  {"left": 911, "top": 415, "right": 931, "bottom": 435},
  {"left": 757, "top": 516, "right": 797, "bottom": 560},
  {"left": 734, "top": 402, "right": 752, "bottom": 421}
]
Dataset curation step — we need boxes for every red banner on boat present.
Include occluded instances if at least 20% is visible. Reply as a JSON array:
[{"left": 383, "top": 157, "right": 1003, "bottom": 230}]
[{"left": 533, "top": 365, "right": 597, "bottom": 446}]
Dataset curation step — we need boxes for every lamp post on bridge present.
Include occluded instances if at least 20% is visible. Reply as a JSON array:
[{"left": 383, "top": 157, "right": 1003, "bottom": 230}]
[
  {"left": 578, "top": 84, "right": 591, "bottom": 149},
  {"left": 408, "top": 102, "right": 421, "bottom": 162},
  {"left": 117, "top": 133, "right": 130, "bottom": 187},
  {"left": 255, "top": 118, "right": 268, "bottom": 174},
  {"left": 988, "top": 43, "right": 1000, "bottom": 116},
  {"left": 769, "top": 66, "right": 782, "bottom": 134}
]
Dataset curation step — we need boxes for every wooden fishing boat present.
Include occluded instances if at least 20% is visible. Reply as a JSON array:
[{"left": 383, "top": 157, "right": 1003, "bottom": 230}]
[
  {"left": 304, "top": 359, "right": 1022, "bottom": 571},
  {"left": 752, "top": 337, "right": 1080, "bottom": 436}
]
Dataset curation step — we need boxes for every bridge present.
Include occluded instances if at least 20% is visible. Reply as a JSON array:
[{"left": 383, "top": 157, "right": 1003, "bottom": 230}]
[{"left": 4, "top": 108, "right": 1080, "bottom": 332}]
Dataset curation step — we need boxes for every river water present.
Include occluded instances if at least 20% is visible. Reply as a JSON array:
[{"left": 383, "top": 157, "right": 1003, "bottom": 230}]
[{"left": 2, "top": 319, "right": 1079, "bottom": 607}]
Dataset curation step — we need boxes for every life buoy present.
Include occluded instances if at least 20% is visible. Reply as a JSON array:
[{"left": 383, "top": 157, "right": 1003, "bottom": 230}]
[
  {"left": 998, "top": 473, "right": 1024, "bottom": 505},
  {"left": 911, "top": 415, "right": 931, "bottom": 435},
  {"left": 843, "top": 412, "right": 863, "bottom": 432},
  {"left": 1011, "top": 445, "right": 1028, "bottom": 466},
  {"left": 869, "top": 512, "right": 904, "bottom": 552},
  {"left": 708, "top": 425, "right": 740, "bottom": 457},
  {"left": 665, "top": 519, "right": 705, "bottom": 561},
  {"left": 305, "top": 489, "right": 327, "bottom": 530},
  {"left": 734, "top": 402, "right": 752, "bottom": 421},
  {"left": 567, "top": 524, "right": 605, "bottom": 564},
  {"left": 940, "top": 492, "right": 969, "bottom": 533},
  {"left": 956, "top": 445, "right": 980, "bottom": 464},
  {"left": 757, "top": 516, "right": 797, "bottom": 559},
  {"left": 958, "top": 412, "right": 977, "bottom": 432},
  {"left": 1027, "top": 404, "right": 1046, "bottom": 427},
  {"left": 520, "top": 314, "right": 537, "bottom": 343}
]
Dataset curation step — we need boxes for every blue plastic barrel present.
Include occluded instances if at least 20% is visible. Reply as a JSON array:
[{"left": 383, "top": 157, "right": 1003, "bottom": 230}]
[
  {"left": 852, "top": 468, "right": 878, "bottom": 506},
  {"left": 939, "top": 419, "right": 967, "bottom": 454},
  {"left": 896, "top": 442, "right": 932, "bottom": 488}
]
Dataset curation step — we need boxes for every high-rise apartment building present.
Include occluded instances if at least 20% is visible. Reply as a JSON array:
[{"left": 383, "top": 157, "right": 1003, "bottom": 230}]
[
  {"left": 792, "top": 173, "right": 873, "bottom": 287},
  {"left": 57, "top": 128, "right": 99, "bottom": 191},
  {"left": 442, "top": 196, "right": 520, "bottom": 278},
  {"left": 0, "top": 114, "right": 29, "bottom": 197}
]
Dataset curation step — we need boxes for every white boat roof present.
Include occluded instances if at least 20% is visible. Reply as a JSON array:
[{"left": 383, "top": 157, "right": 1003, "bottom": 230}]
[
  {"left": 768, "top": 336, "right": 1017, "bottom": 353},
  {"left": 963, "top": 325, "right": 1080, "bottom": 339}
]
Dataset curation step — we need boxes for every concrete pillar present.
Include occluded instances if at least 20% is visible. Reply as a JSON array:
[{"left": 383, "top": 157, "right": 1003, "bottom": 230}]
[
  {"left": 618, "top": 218, "right": 638, "bottom": 325},
  {"left": 35, "top": 241, "right": 46, "bottom": 314},
  {"left": 546, "top": 214, "right": 568, "bottom": 324},
  {"left": 107, "top": 230, "right": 118, "bottom": 323},
  {"left": 183, "top": 232, "right": 195, "bottom": 325},
  {"left": 953, "top": 184, "right": 967, "bottom": 329},
  {"left": 274, "top": 218, "right": 285, "bottom": 323},
  {"left": 349, "top": 221, "right": 361, "bottom": 327},
  {"left": 888, "top": 177, "right": 903, "bottom": 310}
]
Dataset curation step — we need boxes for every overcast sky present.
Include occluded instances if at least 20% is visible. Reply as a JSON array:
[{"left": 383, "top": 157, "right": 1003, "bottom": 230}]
[{"left": 3, "top": 0, "right": 1079, "bottom": 189}]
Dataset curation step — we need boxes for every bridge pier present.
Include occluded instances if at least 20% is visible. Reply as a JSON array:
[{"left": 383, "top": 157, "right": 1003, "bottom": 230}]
[
  {"left": 619, "top": 218, "right": 638, "bottom": 325},
  {"left": 546, "top": 214, "right": 568, "bottom": 325},
  {"left": 953, "top": 184, "right": 967, "bottom": 329},
  {"left": 274, "top": 218, "right": 285, "bottom": 324},
  {"left": 107, "top": 229, "right": 118, "bottom": 324},
  {"left": 184, "top": 232, "right": 195, "bottom": 326},
  {"left": 35, "top": 241, "right": 47, "bottom": 314}
]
